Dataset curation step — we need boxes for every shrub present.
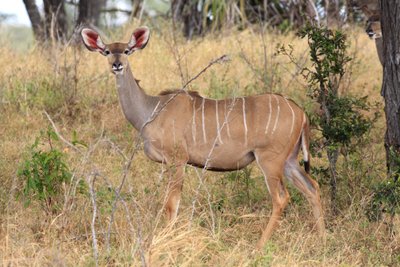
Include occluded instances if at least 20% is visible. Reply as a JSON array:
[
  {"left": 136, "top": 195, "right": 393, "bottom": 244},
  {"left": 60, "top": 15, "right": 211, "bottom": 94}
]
[
  {"left": 367, "top": 149, "right": 400, "bottom": 232},
  {"left": 17, "top": 128, "right": 72, "bottom": 215}
]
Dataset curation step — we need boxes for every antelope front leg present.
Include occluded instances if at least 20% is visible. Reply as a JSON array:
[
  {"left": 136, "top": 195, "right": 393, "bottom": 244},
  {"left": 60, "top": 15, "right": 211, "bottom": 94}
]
[
  {"left": 165, "top": 163, "right": 186, "bottom": 222},
  {"left": 255, "top": 155, "right": 290, "bottom": 250},
  {"left": 256, "top": 175, "right": 289, "bottom": 250}
]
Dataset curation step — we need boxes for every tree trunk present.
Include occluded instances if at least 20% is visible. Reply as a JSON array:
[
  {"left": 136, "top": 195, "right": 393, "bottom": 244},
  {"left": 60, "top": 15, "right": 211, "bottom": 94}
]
[
  {"left": 43, "top": 0, "right": 68, "bottom": 42},
  {"left": 131, "top": 0, "right": 144, "bottom": 18},
  {"left": 326, "top": 0, "right": 340, "bottom": 26},
  {"left": 375, "top": 38, "right": 384, "bottom": 66},
  {"left": 77, "top": 0, "right": 106, "bottom": 27},
  {"left": 22, "top": 0, "right": 45, "bottom": 42},
  {"left": 380, "top": 0, "right": 400, "bottom": 175},
  {"left": 171, "top": 0, "right": 203, "bottom": 39},
  {"left": 328, "top": 148, "right": 339, "bottom": 215}
]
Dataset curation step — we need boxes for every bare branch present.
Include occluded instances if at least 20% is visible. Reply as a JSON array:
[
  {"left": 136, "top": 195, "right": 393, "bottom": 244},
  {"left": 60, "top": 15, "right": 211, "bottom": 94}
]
[
  {"left": 44, "top": 110, "right": 84, "bottom": 155},
  {"left": 100, "top": 8, "right": 132, "bottom": 14},
  {"left": 181, "top": 54, "right": 230, "bottom": 90},
  {"left": 105, "top": 137, "right": 141, "bottom": 254},
  {"left": 189, "top": 96, "right": 238, "bottom": 232},
  {"left": 87, "top": 172, "right": 99, "bottom": 267},
  {"left": 140, "top": 54, "right": 230, "bottom": 133}
]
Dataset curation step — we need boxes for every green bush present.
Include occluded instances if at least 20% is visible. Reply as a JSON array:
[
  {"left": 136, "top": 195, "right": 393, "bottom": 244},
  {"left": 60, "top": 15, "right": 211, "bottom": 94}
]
[
  {"left": 367, "top": 149, "right": 400, "bottom": 226},
  {"left": 297, "top": 25, "right": 374, "bottom": 151}
]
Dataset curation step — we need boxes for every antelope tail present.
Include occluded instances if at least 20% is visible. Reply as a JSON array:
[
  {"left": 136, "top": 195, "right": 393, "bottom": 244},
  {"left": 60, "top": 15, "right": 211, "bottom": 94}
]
[{"left": 301, "top": 115, "right": 311, "bottom": 174}]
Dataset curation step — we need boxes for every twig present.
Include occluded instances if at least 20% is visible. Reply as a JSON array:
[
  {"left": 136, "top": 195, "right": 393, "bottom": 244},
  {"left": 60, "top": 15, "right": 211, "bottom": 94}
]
[
  {"left": 100, "top": 169, "right": 147, "bottom": 267},
  {"left": 102, "top": 137, "right": 130, "bottom": 162},
  {"left": 105, "top": 137, "right": 141, "bottom": 254},
  {"left": 88, "top": 172, "right": 99, "bottom": 267},
  {"left": 100, "top": 8, "right": 132, "bottom": 14},
  {"left": 44, "top": 110, "right": 84, "bottom": 155},
  {"left": 189, "top": 96, "right": 238, "bottom": 233},
  {"left": 140, "top": 54, "right": 230, "bottom": 133},
  {"left": 169, "top": 21, "right": 187, "bottom": 87},
  {"left": 181, "top": 55, "right": 230, "bottom": 90}
]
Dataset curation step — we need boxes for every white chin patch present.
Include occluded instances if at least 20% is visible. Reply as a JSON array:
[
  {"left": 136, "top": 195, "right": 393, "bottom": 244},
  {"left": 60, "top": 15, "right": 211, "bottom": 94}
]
[
  {"left": 112, "top": 67, "right": 124, "bottom": 75},
  {"left": 114, "top": 70, "right": 124, "bottom": 75}
]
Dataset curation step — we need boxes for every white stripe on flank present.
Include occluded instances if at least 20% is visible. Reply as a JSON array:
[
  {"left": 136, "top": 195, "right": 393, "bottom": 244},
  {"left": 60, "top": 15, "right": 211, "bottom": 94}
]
[
  {"left": 202, "top": 98, "right": 207, "bottom": 143},
  {"left": 215, "top": 100, "right": 223, "bottom": 144},
  {"left": 192, "top": 98, "right": 197, "bottom": 143},
  {"left": 265, "top": 94, "right": 272, "bottom": 134},
  {"left": 225, "top": 100, "right": 231, "bottom": 138},
  {"left": 242, "top": 97, "right": 248, "bottom": 144},
  {"left": 271, "top": 95, "right": 280, "bottom": 135},
  {"left": 284, "top": 97, "right": 295, "bottom": 136}
]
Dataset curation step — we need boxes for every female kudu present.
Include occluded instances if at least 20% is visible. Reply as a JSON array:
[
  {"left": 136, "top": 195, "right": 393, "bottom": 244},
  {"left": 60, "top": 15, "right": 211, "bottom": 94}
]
[{"left": 81, "top": 26, "right": 325, "bottom": 250}]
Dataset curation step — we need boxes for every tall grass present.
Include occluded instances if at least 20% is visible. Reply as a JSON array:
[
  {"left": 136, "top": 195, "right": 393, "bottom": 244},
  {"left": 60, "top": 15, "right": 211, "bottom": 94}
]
[{"left": 0, "top": 23, "right": 397, "bottom": 266}]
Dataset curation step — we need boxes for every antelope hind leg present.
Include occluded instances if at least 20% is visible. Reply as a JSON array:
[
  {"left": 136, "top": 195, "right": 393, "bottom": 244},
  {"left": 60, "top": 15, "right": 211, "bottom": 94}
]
[{"left": 284, "top": 160, "right": 325, "bottom": 235}]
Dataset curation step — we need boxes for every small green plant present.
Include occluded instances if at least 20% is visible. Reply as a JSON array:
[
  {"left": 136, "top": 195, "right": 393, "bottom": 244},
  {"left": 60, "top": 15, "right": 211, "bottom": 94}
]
[
  {"left": 367, "top": 149, "right": 400, "bottom": 232},
  {"left": 368, "top": 179, "right": 400, "bottom": 220},
  {"left": 17, "top": 128, "right": 72, "bottom": 215},
  {"left": 251, "top": 241, "right": 277, "bottom": 267},
  {"left": 216, "top": 167, "right": 265, "bottom": 209},
  {"left": 225, "top": 167, "right": 254, "bottom": 206}
]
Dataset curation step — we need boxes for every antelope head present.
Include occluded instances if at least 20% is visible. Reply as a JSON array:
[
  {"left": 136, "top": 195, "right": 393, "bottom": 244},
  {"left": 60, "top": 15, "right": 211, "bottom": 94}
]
[
  {"left": 365, "top": 14, "right": 382, "bottom": 39},
  {"left": 80, "top": 27, "right": 150, "bottom": 75},
  {"left": 360, "top": 0, "right": 382, "bottom": 39}
]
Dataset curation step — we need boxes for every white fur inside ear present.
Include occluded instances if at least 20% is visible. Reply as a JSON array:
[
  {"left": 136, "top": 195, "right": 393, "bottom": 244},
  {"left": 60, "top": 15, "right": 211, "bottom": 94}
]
[
  {"left": 128, "top": 37, "right": 136, "bottom": 50},
  {"left": 96, "top": 38, "right": 105, "bottom": 50},
  {"left": 128, "top": 27, "right": 150, "bottom": 51},
  {"left": 81, "top": 28, "right": 105, "bottom": 51}
]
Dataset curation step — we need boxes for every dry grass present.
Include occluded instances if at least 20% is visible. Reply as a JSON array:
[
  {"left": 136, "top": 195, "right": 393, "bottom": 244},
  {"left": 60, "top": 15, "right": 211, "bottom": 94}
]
[{"left": 0, "top": 23, "right": 398, "bottom": 266}]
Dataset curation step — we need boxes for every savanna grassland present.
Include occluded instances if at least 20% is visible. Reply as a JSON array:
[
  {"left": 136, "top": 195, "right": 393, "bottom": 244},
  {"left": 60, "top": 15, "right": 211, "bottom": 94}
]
[{"left": 0, "top": 22, "right": 398, "bottom": 266}]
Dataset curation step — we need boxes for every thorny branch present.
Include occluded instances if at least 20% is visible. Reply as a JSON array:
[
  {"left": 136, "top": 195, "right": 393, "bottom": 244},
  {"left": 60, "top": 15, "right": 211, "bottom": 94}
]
[
  {"left": 88, "top": 172, "right": 99, "bottom": 267},
  {"left": 44, "top": 113, "right": 146, "bottom": 265},
  {"left": 140, "top": 54, "right": 230, "bottom": 133},
  {"left": 44, "top": 111, "right": 84, "bottom": 155},
  {"left": 189, "top": 96, "right": 238, "bottom": 233},
  {"left": 105, "top": 137, "right": 144, "bottom": 260},
  {"left": 181, "top": 55, "right": 230, "bottom": 90}
]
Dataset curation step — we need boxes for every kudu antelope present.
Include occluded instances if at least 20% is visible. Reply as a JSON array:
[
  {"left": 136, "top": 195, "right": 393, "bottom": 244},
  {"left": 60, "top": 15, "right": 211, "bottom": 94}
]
[
  {"left": 81, "top": 26, "right": 325, "bottom": 249},
  {"left": 352, "top": 0, "right": 383, "bottom": 65}
]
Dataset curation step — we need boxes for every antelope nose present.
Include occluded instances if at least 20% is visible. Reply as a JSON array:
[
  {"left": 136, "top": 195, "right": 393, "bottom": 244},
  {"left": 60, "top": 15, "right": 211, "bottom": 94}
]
[
  {"left": 112, "top": 62, "right": 123, "bottom": 72},
  {"left": 366, "top": 29, "right": 374, "bottom": 38}
]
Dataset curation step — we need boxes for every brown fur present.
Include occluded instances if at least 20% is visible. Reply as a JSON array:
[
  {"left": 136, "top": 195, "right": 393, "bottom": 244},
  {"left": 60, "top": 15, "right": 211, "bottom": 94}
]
[
  {"left": 81, "top": 26, "right": 326, "bottom": 251},
  {"left": 159, "top": 89, "right": 201, "bottom": 98},
  {"left": 355, "top": 1, "right": 383, "bottom": 65}
]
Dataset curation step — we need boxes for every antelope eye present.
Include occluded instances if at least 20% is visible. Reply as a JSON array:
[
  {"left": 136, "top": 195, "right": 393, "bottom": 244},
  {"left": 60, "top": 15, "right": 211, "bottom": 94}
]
[
  {"left": 104, "top": 50, "right": 110, "bottom": 55},
  {"left": 124, "top": 49, "right": 130, "bottom": 55}
]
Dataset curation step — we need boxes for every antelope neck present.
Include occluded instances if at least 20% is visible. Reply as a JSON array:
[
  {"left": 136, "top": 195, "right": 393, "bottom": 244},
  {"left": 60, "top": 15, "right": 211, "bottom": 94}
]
[{"left": 115, "top": 63, "right": 160, "bottom": 130}]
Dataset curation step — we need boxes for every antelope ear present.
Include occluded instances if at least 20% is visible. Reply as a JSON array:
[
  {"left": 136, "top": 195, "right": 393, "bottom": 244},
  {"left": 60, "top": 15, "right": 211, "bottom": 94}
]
[
  {"left": 81, "top": 28, "right": 106, "bottom": 54},
  {"left": 127, "top": 26, "right": 150, "bottom": 54},
  {"left": 361, "top": 5, "right": 373, "bottom": 17}
]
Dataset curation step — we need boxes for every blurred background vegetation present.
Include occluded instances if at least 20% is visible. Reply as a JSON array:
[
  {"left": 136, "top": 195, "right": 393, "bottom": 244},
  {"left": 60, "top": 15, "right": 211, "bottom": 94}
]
[{"left": 1, "top": 0, "right": 370, "bottom": 47}]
